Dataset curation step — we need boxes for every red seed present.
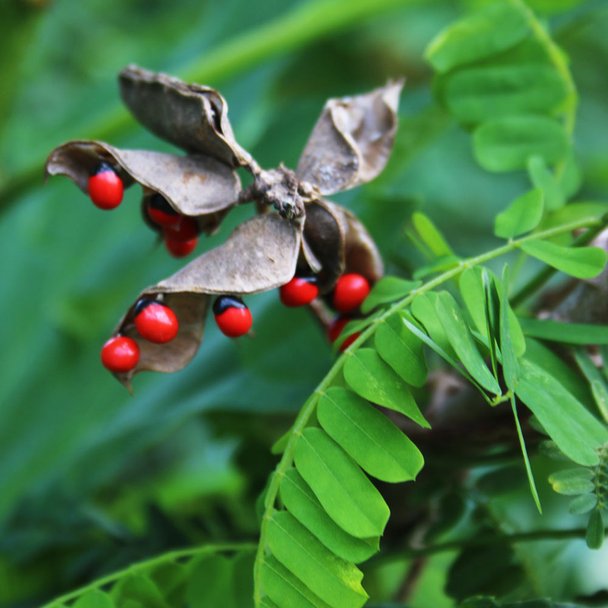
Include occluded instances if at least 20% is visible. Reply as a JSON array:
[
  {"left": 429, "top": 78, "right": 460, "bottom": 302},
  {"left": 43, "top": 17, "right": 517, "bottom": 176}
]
[
  {"left": 327, "top": 317, "right": 359, "bottom": 352},
  {"left": 165, "top": 236, "right": 198, "bottom": 257},
  {"left": 88, "top": 164, "right": 124, "bottom": 210},
  {"left": 146, "top": 193, "right": 180, "bottom": 228},
  {"left": 213, "top": 296, "right": 253, "bottom": 338},
  {"left": 134, "top": 301, "right": 179, "bottom": 344},
  {"left": 164, "top": 216, "right": 199, "bottom": 242},
  {"left": 279, "top": 277, "right": 319, "bottom": 307},
  {"left": 101, "top": 336, "right": 139, "bottom": 373},
  {"left": 332, "top": 273, "right": 371, "bottom": 313}
]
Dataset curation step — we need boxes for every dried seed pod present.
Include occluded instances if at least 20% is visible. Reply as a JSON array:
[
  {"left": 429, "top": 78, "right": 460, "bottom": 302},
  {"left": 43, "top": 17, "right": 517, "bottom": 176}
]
[
  {"left": 119, "top": 65, "right": 254, "bottom": 169},
  {"left": 45, "top": 141, "right": 240, "bottom": 230},
  {"left": 296, "top": 80, "right": 404, "bottom": 195},
  {"left": 112, "top": 213, "right": 301, "bottom": 386}
]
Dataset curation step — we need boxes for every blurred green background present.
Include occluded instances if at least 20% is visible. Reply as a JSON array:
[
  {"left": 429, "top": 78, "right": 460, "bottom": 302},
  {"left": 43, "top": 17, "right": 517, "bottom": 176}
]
[{"left": 2, "top": 0, "right": 608, "bottom": 606}]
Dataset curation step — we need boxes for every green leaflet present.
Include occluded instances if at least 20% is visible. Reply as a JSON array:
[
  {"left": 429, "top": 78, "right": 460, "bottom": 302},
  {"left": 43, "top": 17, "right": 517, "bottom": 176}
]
[
  {"left": 548, "top": 468, "right": 595, "bottom": 496},
  {"left": 515, "top": 358, "right": 608, "bottom": 466},
  {"left": 73, "top": 591, "right": 115, "bottom": 608},
  {"left": 520, "top": 318, "right": 608, "bottom": 345},
  {"left": 260, "top": 598, "right": 281, "bottom": 608},
  {"left": 293, "top": 428, "right": 390, "bottom": 538},
  {"left": 266, "top": 511, "right": 368, "bottom": 608},
  {"left": 279, "top": 468, "right": 379, "bottom": 563},
  {"left": 433, "top": 291, "right": 501, "bottom": 395},
  {"left": 574, "top": 349, "right": 608, "bottom": 422},
  {"left": 317, "top": 387, "right": 424, "bottom": 483},
  {"left": 343, "top": 349, "right": 429, "bottom": 428},
  {"left": 425, "top": 1, "right": 529, "bottom": 73},
  {"left": 111, "top": 575, "right": 168, "bottom": 608},
  {"left": 497, "top": 267, "right": 520, "bottom": 390},
  {"left": 473, "top": 115, "right": 569, "bottom": 172},
  {"left": 411, "top": 292, "right": 454, "bottom": 355},
  {"left": 186, "top": 556, "right": 236, "bottom": 608},
  {"left": 443, "top": 64, "right": 568, "bottom": 124},
  {"left": 494, "top": 189, "right": 544, "bottom": 239},
  {"left": 260, "top": 556, "right": 330, "bottom": 608},
  {"left": 528, "top": 155, "right": 565, "bottom": 210},
  {"left": 374, "top": 314, "right": 427, "bottom": 387},
  {"left": 361, "top": 276, "right": 421, "bottom": 314},
  {"left": 586, "top": 510, "right": 605, "bottom": 550},
  {"left": 411, "top": 212, "right": 454, "bottom": 258},
  {"left": 568, "top": 493, "right": 597, "bottom": 515},
  {"left": 520, "top": 239, "right": 607, "bottom": 278}
]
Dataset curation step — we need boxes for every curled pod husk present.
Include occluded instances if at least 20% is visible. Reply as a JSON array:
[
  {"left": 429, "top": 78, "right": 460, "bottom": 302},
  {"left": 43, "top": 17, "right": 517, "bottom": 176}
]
[
  {"left": 296, "top": 80, "right": 404, "bottom": 195},
  {"left": 45, "top": 141, "right": 241, "bottom": 232},
  {"left": 119, "top": 65, "right": 254, "bottom": 169},
  {"left": 301, "top": 199, "right": 384, "bottom": 293},
  {"left": 112, "top": 213, "right": 301, "bottom": 386}
]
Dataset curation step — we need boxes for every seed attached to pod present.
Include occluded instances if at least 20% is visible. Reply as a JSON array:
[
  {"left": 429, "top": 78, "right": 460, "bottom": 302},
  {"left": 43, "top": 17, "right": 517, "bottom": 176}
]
[
  {"left": 213, "top": 296, "right": 253, "bottom": 338},
  {"left": 332, "top": 273, "right": 371, "bottom": 313},
  {"left": 327, "top": 317, "right": 360, "bottom": 352},
  {"left": 165, "top": 236, "right": 198, "bottom": 257},
  {"left": 279, "top": 276, "right": 319, "bottom": 307},
  {"left": 164, "top": 216, "right": 199, "bottom": 242},
  {"left": 146, "top": 193, "right": 180, "bottom": 228},
  {"left": 88, "top": 163, "right": 124, "bottom": 210},
  {"left": 134, "top": 299, "right": 179, "bottom": 343},
  {"left": 101, "top": 335, "right": 140, "bottom": 372}
]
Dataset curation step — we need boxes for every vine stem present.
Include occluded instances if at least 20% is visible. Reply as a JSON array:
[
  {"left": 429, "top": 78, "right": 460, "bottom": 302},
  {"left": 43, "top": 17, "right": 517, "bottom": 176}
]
[
  {"left": 43, "top": 542, "right": 257, "bottom": 607},
  {"left": 0, "top": 0, "right": 420, "bottom": 213},
  {"left": 253, "top": 214, "right": 606, "bottom": 603}
]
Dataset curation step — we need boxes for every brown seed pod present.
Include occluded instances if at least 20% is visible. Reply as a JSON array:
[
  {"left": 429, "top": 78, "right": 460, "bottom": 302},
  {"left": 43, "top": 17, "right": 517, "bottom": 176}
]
[
  {"left": 45, "top": 141, "right": 241, "bottom": 229},
  {"left": 112, "top": 213, "right": 301, "bottom": 386},
  {"left": 296, "top": 80, "right": 404, "bottom": 195},
  {"left": 119, "top": 65, "right": 255, "bottom": 170}
]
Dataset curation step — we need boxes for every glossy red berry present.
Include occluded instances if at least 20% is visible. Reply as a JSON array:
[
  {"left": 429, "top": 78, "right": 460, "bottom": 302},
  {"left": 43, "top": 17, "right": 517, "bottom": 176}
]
[
  {"left": 213, "top": 296, "right": 253, "bottom": 338},
  {"left": 164, "top": 216, "right": 199, "bottom": 242},
  {"left": 327, "top": 317, "right": 359, "bottom": 352},
  {"left": 146, "top": 193, "right": 180, "bottom": 228},
  {"left": 165, "top": 235, "right": 198, "bottom": 257},
  {"left": 88, "top": 163, "right": 124, "bottom": 210},
  {"left": 279, "top": 277, "right": 319, "bottom": 307},
  {"left": 134, "top": 299, "right": 179, "bottom": 343},
  {"left": 101, "top": 336, "right": 139, "bottom": 373},
  {"left": 332, "top": 273, "right": 371, "bottom": 313}
]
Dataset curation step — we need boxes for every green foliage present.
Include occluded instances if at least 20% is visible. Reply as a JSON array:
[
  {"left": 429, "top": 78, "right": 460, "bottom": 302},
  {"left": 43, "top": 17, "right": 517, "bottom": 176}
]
[{"left": 5, "top": 0, "right": 608, "bottom": 607}]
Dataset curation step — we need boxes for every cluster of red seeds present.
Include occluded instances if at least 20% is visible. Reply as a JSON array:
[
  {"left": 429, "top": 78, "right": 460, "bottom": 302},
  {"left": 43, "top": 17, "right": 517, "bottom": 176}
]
[
  {"left": 87, "top": 165, "right": 199, "bottom": 258},
  {"left": 90, "top": 164, "right": 372, "bottom": 373}
]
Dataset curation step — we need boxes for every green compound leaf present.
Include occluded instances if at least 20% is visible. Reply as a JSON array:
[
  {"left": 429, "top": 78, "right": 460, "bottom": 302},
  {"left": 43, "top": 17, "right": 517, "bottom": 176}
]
[
  {"left": 317, "top": 387, "right": 424, "bottom": 483},
  {"left": 434, "top": 291, "right": 501, "bottom": 395},
  {"left": 548, "top": 468, "right": 595, "bottom": 496},
  {"left": 520, "top": 319, "right": 608, "bottom": 345},
  {"left": 293, "top": 428, "right": 390, "bottom": 538},
  {"left": 266, "top": 511, "right": 368, "bottom": 608},
  {"left": 361, "top": 276, "right": 421, "bottom": 314},
  {"left": 568, "top": 493, "right": 598, "bottom": 515},
  {"left": 279, "top": 468, "right": 379, "bottom": 563},
  {"left": 520, "top": 240, "right": 607, "bottom": 279},
  {"left": 443, "top": 64, "right": 568, "bottom": 125},
  {"left": 343, "top": 349, "right": 429, "bottom": 428},
  {"left": 494, "top": 189, "right": 544, "bottom": 239},
  {"left": 425, "top": 1, "right": 529, "bottom": 73},
  {"left": 585, "top": 509, "right": 605, "bottom": 550},
  {"left": 260, "top": 556, "right": 330, "bottom": 608},
  {"left": 73, "top": 591, "right": 115, "bottom": 608},
  {"left": 374, "top": 314, "right": 427, "bottom": 387},
  {"left": 528, "top": 155, "right": 565, "bottom": 210},
  {"left": 473, "top": 115, "right": 569, "bottom": 172},
  {"left": 515, "top": 359, "right": 608, "bottom": 466}
]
